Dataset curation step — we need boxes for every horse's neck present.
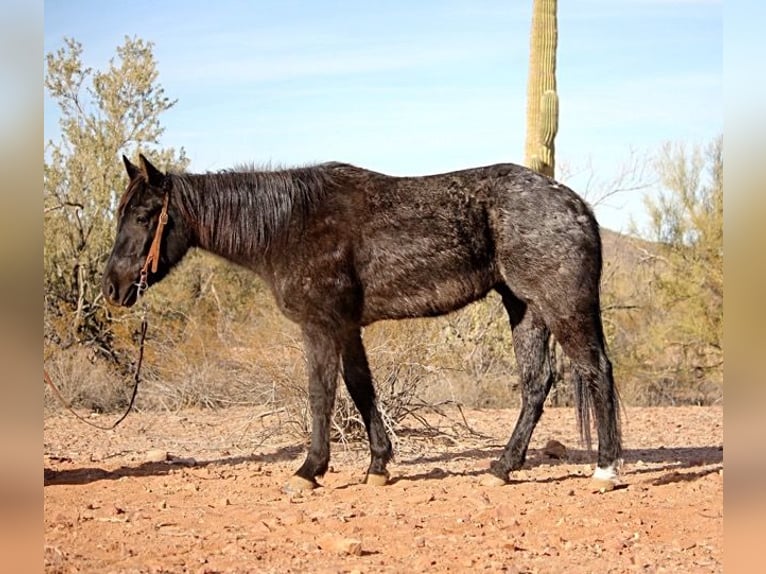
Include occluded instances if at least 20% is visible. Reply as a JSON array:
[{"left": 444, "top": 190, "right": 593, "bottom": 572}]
[{"left": 175, "top": 171, "right": 294, "bottom": 265}]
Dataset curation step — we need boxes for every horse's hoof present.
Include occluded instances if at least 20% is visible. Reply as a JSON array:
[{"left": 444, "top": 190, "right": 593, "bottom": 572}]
[
  {"left": 365, "top": 472, "right": 389, "bottom": 486},
  {"left": 591, "top": 465, "right": 619, "bottom": 493},
  {"left": 480, "top": 473, "right": 508, "bottom": 487},
  {"left": 284, "top": 475, "right": 318, "bottom": 493}
]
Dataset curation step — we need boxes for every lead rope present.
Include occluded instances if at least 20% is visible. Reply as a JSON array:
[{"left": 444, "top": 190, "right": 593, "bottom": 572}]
[{"left": 44, "top": 193, "right": 169, "bottom": 430}]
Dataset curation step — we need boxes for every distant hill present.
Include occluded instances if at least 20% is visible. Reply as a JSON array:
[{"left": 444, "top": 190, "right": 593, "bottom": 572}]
[{"left": 601, "top": 227, "right": 656, "bottom": 268}]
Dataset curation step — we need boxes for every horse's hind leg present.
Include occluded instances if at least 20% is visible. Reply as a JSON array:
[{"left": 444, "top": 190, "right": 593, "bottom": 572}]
[
  {"left": 487, "top": 289, "right": 554, "bottom": 483},
  {"left": 341, "top": 328, "right": 393, "bottom": 484},
  {"left": 286, "top": 324, "right": 341, "bottom": 492},
  {"left": 549, "top": 310, "right": 622, "bottom": 487}
]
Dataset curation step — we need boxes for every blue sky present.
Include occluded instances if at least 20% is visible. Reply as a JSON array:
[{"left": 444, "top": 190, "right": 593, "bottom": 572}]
[{"left": 44, "top": 0, "right": 722, "bottom": 232}]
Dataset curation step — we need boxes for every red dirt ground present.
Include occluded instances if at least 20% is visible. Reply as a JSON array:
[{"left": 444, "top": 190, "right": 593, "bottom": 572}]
[{"left": 44, "top": 405, "right": 723, "bottom": 573}]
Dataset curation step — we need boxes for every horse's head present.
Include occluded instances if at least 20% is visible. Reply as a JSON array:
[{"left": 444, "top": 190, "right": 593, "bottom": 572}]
[{"left": 102, "top": 154, "right": 190, "bottom": 307}]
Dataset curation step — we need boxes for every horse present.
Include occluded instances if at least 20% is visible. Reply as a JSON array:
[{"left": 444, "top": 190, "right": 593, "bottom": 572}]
[{"left": 103, "top": 154, "right": 622, "bottom": 492}]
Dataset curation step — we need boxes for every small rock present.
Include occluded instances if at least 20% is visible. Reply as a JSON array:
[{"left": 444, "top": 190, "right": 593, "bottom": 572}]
[
  {"left": 543, "top": 439, "right": 567, "bottom": 460},
  {"left": 252, "top": 521, "right": 273, "bottom": 536},
  {"left": 282, "top": 510, "right": 305, "bottom": 526},
  {"left": 338, "top": 538, "right": 363, "bottom": 556},
  {"left": 606, "top": 537, "right": 627, "bottom": 552},
  {"left": 426, "top": 467, "right": 447, "bottom": 479},
  {"left": 416, "top": 492, "right": 435, "bottom": 504},
  {"left": 320, "top": 535, "right": 363, "bottom": 556},
  {"left": 592, "top": 479, "right": 616, "bottom": 493},
  {"left": 493, "top": 504, "right": 519, "bottom": 525},
  {"left": 145, "top": 449, "right": 168, "bottom": 463}
]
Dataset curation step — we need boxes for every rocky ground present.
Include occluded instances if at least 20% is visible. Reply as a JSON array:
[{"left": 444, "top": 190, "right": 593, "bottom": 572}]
[{"left": 44, "top": 405, "right": 723, "bottom": 573}]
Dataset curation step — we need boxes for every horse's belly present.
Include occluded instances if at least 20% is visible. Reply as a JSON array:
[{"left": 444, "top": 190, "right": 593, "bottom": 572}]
[
  {"left": 355, "top": 204, "right": 498, "bottom": 324},
  {"left": 358, "top": 255, "right": 497, "bottom": 324}
]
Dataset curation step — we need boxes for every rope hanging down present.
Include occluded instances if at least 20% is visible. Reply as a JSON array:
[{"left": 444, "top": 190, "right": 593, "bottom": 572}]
[
  {"left": 44, "top": 316, "right": 148, "bottom": 431},
  {"left": 44, "top": 192, "right": 169, "bottom": 430}
]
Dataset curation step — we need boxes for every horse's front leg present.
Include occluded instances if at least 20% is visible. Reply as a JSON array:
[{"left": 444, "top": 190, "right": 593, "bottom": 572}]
[
  {"left": 341, "top": 328, "right": 393, "bottom": 485},
  {"left": 285, "top": 324, "right": 340, "bottom": 492}
]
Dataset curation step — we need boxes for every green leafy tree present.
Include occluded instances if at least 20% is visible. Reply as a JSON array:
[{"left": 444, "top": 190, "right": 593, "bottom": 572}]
[
  {"left": 641, "top": 136, "right": 723, "bottom": 395},
  {"left": 44, "top": 36, "right": 188, "bottom": 358}
]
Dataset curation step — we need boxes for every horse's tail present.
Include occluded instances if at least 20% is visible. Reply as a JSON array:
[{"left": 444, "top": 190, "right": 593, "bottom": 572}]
[
  {"left": 573, "top": 367, "right": 593, "bottom": 450},
  {"left": 572, "top": 349, "right": 622, "bottom": 451}
]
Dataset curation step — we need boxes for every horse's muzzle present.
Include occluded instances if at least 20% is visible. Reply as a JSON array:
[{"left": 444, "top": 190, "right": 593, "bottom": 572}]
[{"left": 102, "top": 273, "right": 139, "bottom": 307}]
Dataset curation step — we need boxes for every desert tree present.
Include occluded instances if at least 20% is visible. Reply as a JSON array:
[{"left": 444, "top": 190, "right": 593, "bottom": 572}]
[{"left": 639, "top": 135, "right": 723, "bottom": 400}]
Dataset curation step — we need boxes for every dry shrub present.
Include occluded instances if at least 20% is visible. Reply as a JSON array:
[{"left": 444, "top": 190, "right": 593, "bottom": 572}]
[
  {"left": 272, "top": 319, "right": 440, "bottom": 443},
  {"left": 279, "top": 296, "right": 519, "bottom": 445},
  {"left": 135, "top": 275, "right": 306, "bottom": 412},
  {"left": 43, "top": 344, "right": 127, "bottom": 414},
  {"left": 599, "top": 229, "right": 722, "bottom": 406}
]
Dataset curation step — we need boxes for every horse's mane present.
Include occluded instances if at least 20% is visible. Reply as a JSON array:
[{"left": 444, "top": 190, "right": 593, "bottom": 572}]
[{"left": 170, "top": 163, "right": 343, "bottom": 258}]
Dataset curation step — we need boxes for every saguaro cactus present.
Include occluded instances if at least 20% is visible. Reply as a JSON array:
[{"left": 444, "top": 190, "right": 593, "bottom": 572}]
[{"left": 524, "top": 0, "right": 558, "bottom": 178}]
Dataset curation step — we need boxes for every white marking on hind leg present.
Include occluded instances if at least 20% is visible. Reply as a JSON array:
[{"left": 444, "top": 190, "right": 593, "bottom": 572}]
[
  {"left": 591, "top": 460, "right": 622, "bottom": 492},
  {"left": 593, "top": 464, "right": 619, "bottom": 482}
]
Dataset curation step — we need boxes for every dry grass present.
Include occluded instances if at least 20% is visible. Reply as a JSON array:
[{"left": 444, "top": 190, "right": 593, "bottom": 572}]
[{"left": 44, "top": 346, "right": 127, "bottom": 415}]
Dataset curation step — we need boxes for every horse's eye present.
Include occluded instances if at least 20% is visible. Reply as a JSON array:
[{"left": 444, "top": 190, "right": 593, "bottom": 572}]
[{"left": 135, "top": 214, "right": 149, "bottom": 226}]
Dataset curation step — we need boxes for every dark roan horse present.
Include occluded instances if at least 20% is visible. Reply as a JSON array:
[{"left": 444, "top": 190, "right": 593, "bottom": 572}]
[{"left": 103, "top": 154, "right": 622, "bottom": 491}]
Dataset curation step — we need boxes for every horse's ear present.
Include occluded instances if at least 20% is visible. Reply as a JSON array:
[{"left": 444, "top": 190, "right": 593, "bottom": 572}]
[
  {"left": 138, "top": 154, "right": 166, "bottom": 188},
  {"left": 123, "top": 155, "right": 141, "bottom": 180}
]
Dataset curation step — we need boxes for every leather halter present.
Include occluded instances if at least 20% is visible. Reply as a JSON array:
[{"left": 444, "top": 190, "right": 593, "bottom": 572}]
[{"left": 138, "top": 193, "right": 169, "bottom": 294}]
